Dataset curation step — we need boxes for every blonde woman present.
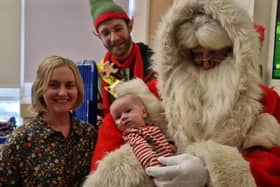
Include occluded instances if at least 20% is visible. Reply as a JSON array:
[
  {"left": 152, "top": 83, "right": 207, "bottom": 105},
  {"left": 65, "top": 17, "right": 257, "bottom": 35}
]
[{"left": 0, "top": 56, "right": 97, "bottom": 186}]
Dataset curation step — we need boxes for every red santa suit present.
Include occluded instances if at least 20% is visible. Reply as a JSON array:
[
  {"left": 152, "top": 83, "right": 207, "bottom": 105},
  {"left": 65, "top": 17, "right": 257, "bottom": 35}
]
[
  {"left": 85, "top": 83, "right": 280, "bottom": 187},
  {"left": 243, "top": 85, "right": 280, "bottom": 187}
]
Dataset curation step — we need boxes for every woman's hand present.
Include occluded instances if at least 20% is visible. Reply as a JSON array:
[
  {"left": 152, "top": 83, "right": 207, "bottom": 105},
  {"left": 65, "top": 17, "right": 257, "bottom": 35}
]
[{"left": 146, "top": 154, "right": 209, "bottom": 187}]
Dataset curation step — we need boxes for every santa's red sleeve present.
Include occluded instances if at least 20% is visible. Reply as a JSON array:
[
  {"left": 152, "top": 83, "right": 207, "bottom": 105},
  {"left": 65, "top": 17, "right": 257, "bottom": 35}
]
[
  {"left": 90, "top": 79, "right": 159, "bottom": 172},
  {"left": 90, "top": 113, "right": 123, "bottom": 171},
  {"left": 243, "top": 85, "right": 280, "bottom": 187}
]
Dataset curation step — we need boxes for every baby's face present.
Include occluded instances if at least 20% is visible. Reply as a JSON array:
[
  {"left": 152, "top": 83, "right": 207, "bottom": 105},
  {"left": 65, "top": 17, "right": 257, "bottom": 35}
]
[{"left": 110, "top": 96, "right": 147, "bottom": 131}]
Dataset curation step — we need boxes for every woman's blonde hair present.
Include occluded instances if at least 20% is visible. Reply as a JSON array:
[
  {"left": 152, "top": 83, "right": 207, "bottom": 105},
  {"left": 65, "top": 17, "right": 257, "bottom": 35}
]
[{"left": 31, "top": 55, "right": 84, "bottom": 113}]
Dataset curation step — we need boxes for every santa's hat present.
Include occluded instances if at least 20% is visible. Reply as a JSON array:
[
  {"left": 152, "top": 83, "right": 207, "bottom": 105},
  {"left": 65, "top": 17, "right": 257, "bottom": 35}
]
[
  {"left": 89, "top": 0, "right": 130, "bottom": 32},
  {"left": 177, "top": 14, "right": 233, "bottom": 50}
]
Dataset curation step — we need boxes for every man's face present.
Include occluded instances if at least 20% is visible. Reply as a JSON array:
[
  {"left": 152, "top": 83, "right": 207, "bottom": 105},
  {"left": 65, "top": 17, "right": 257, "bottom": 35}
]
[
  {"left": 98, "top": 19, "right": 132, "bottom": 60},
  {"left": 191, "top": 46, "right": 232, "bottom": 70}
]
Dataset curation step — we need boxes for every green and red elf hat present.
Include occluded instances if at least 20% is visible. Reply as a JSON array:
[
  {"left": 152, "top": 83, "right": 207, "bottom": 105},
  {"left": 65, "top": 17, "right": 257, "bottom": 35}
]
[{"left": 89, "top": 0, "right": 130, "bottom": 33}]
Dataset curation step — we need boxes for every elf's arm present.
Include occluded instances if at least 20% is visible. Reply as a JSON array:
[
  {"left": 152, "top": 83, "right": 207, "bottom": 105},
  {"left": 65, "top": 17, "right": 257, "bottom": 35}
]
[{"left": 90, "top": 114, "right": 124, "bottom": 171}]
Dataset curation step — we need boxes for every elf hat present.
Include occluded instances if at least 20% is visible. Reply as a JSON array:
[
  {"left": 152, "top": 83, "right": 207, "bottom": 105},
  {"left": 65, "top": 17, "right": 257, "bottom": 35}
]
[{"left": 89, "top": 0, "right": 130, "bottom": 32}]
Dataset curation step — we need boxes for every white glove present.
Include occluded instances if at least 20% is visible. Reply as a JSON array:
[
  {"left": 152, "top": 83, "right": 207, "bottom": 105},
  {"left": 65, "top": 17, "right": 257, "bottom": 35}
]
[{"left": 145, "top": 154, "right": 209, "bottom": 187}]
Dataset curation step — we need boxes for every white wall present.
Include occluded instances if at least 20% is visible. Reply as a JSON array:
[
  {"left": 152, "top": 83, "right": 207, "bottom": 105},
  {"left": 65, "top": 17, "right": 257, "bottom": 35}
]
[
  {"left": 24, "top": 0, "right": 102, "bottom": 83},
  {"left": 2, "top": 0, "right": 145, "bottom": 87},
  {"left": 23, "top": 0, "right": 128, "bottom": 83}
]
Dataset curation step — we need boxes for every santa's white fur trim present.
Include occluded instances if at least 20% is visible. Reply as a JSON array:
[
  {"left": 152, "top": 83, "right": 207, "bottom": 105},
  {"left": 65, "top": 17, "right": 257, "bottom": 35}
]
[
  {"left": 187, "top": 141, "right": 256, "bottom": 187},
  {"left": 83, "top": 144, "right": 154, "bottom": 187},
  {"left": 244, "top": 113, "right": 280, "bottom": 148}
]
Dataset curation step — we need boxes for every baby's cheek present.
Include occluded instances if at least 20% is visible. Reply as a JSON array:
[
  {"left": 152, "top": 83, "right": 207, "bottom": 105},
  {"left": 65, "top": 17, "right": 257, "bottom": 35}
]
[
  {"left": 115, "top": 119, "right": 123, "bottom": 130},
  {"left": 116, "top": 119, "right": 121, "bottom": 125}
]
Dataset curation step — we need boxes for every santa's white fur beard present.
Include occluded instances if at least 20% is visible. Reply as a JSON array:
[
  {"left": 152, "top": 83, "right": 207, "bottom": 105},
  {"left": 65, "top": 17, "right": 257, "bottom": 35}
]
[{"left": 156, "top": 56, "right": 262, "bottom": 153}]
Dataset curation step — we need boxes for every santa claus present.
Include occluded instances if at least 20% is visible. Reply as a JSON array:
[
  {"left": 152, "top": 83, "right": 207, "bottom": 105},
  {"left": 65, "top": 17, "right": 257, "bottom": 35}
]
[{"left": 83, "top": 0, "right": 280, "bottom": 186}]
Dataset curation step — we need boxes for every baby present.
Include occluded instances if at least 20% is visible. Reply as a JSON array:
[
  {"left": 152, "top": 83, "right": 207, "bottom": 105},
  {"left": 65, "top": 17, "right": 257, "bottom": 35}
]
[{"left": 110, "top": 94, "right": 176, "bottom": 169}]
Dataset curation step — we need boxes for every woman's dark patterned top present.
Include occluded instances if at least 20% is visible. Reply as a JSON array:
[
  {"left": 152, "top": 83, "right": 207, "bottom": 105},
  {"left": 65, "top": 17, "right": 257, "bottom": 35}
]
[{"left": 0, "top": 115, "right": 97, "bottom": 187}]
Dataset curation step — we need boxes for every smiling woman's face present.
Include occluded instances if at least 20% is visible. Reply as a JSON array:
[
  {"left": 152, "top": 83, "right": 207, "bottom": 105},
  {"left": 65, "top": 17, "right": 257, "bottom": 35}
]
[{"left": 43, "top": 66, "right": 78, "bottom": 114}]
